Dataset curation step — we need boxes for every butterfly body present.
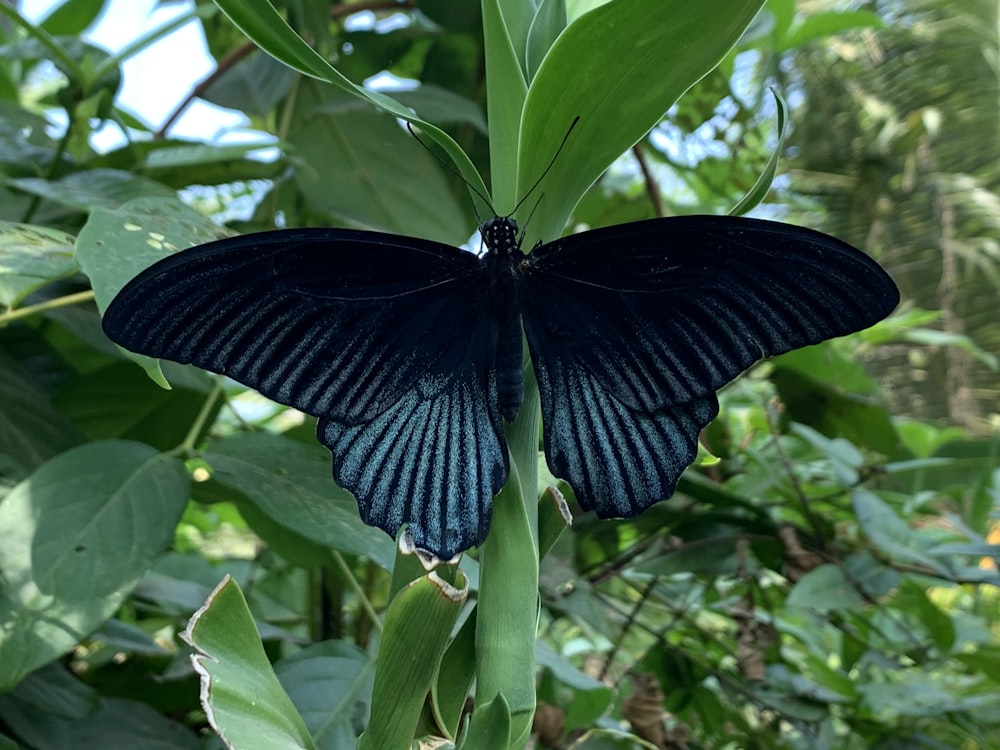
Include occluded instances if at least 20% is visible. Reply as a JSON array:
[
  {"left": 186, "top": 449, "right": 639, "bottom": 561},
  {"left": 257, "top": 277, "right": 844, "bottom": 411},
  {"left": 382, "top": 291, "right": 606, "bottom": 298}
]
[{"left": 102, "top": 215, "right": 898, "bottom": 558}]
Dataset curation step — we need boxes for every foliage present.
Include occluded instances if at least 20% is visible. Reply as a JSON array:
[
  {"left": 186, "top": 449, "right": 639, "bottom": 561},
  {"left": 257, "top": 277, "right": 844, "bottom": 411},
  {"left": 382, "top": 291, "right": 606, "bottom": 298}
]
[{"left": 0, "top": 1, "right": 997, "bottom": 749}]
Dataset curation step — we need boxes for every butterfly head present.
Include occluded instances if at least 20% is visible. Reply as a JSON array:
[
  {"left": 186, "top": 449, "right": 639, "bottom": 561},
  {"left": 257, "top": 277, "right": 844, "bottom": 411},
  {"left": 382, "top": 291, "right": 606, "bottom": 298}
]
[{"left": 480, "top": 217, "right": 522, "bottom": 258}]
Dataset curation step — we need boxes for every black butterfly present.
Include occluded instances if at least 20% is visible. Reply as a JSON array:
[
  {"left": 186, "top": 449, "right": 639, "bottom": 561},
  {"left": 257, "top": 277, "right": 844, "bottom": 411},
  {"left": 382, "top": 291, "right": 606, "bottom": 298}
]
[{"left": 101, "top": 215, "right": 898, "bottom": 558}]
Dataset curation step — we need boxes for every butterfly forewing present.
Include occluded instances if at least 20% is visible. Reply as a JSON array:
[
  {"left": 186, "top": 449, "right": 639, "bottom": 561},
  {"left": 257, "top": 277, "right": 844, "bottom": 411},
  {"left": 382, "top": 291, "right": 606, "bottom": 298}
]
[
  {"left": 522, "top": 216, "right": 898, "bottom": 411},
  {"left": 104, "top": 229, "right": 486, "bottom": 422},
  {"left": 519, "top": 215, "right": 899, "bottom": 518}
]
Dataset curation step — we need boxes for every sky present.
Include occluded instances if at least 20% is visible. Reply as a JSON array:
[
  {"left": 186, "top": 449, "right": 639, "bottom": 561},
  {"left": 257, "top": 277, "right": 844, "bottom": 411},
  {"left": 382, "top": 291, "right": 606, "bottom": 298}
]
[{"left": 20, "top": 0, "right": 245, "bottom": 149}]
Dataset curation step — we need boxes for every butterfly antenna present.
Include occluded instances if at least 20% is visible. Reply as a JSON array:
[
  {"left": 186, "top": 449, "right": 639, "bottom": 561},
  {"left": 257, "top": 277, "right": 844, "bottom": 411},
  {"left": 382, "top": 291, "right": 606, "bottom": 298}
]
[
  {"left": 508, "top": 115, "right": 581, "bottom": 218},
  {"left": 406, "top": 121, "right": 493, "bottom": 223}
]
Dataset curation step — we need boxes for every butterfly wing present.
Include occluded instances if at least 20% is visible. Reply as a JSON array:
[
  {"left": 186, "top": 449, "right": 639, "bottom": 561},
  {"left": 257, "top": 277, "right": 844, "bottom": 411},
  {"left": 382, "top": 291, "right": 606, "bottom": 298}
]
[
  {"left": 102, "top": 229, "right": 509, "bottom": 558},
  {"left": 520, "top": 215, "right": 899, "bottom": 518}
]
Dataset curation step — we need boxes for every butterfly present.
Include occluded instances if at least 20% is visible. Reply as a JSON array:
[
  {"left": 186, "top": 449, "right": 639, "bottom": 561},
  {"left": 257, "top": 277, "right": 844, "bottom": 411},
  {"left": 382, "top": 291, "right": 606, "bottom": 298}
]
[{"left": 101, "top": 214, "right": 899, "bottom": 559}]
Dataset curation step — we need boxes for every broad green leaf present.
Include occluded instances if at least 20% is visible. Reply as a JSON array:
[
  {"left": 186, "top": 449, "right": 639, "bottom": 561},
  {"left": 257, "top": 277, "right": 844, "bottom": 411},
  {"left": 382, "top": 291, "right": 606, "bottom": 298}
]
[
  {"left": 287, "top": 83, "right": 470, "bottom": 242},
  {"left": 7, "top": 170, "right": 176, "bottom": 214},
  {"left": 183, "top": 576, "right": 316, "bottom": 750},
  {"left": 859, "top": 678, "right": 1000, "bottom": 718},
  {"left": 518, "top": 0, "right": 765, "bottom": 241},
  {"left": 237, "top": 503, "right": 336, "bottom": 569},
  {"left": 39, "top": 0, "right": 108, "bottom": 36},
  {"left": 141, "top": 142, "right": 276, "bottom": 171},
  {"left": 893, "top": 581, "right": 955, "bottom": 653},
  {"left": 0, "top": 351, "right": 86, "bottom": 468},
  {"left": 0, "top": 221, "right": 77, "bottom": 307},
  {"left": 201, "top": 51, "right": 297, "bottom": 117},
  {"left": 779, "top": 9, "right": 883, "bottom": 52},
  {"left": 853, "top": 491, "right": 953, "bottom": 577},
  {"left": 5, "top": 663, "right": 98, "bottom": 721},
  {"left": 637, "top": 536, "right": 742, "bottom": 577},
  {"left": 276, "top": 641, "right": 375, "bottom": 750},
  {"left": 357, "top": 572, "right": 467, "bottom": 750},
  {"left": 786, "top": 564, "right": 865, "bottom": 612},
  {"left": 52, "top": 361, "right": 214, "bottom": 451},
  {"left": 209, "top": 0, "right": 489, "bottom": 201},
  {"left": 204, "top": 433, "right": 396, "bottom": 570},
  {"left": 536, "top": 641, "right": 612, "bottom": 728},
  {"left": 391, "top": 85, "right": 488, "bottom": 132},
  {"left": 0, "top": 690, "right": 200, "bottom": 749},
  {"left": 74, "top": 196, "right": 227, "bottom": 388},
  {"left": 0, "top": 441, "right": 189, "bottom": 691},
  {"left": 457, "top": 692, "right": 511, "bottom": 750},
  {"left": 771, "top": 367, "right": 899, "bottom": 457}
]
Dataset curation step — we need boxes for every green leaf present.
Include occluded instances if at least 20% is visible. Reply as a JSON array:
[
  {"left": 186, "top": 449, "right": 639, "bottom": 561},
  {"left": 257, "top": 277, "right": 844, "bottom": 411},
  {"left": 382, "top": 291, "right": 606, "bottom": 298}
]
[
  {"left": 204, "top": 433, "right": 396, "bottom": 570},
  {"left": 852, "top": 490, "right": 952, "bottom": 577},
  {"left": 0, "top": 441, "right": 190, "bottom": 691},
  {"left": 780, "top": 9, "right": 883, "bottom": 52},
  {"left": 209, "top": 0, "right": 489, "bottom": 201},
  {"left": 276, "top": 641, "right": 375, "bottom": 750},
  {"left": 432, "top": 614, "right": 477, "bottom": 740},
  {"left": 859, "top": 677, "right": 1000, "bottom": 718},
  {"left": 894, "top": 581, "right": 956, "bottom": 654},
  {"left": 357, "top": 572, "right": 468, "bottom": 750},
  {"left": 786, "top": 564, "right": 866, "bottom": 612},
  {"left": 201, "top": 51, "right": 297, "bottom": 117},
  {"left": 0, "top": 350, "right": 86, "bottom": 469},
  {"left": 141, "top": 141, "right": 276, "bottom": 171},
  {"left": 729, "top": 88, "right": 787, "bottom": 215},
  {"left": 74, "top": 196, "right": 228, "bottom": 388},
  {"left": 482, "top": 0, "right": 529, "bottom": 210},
  {"left": 536, "top": 641, "right": 612, "bottom": 728},
  {"left": 0, "top": 221, "right": 78, "bottom": 307},
  {"left": 287, "top": 83, "right": 470, "bottom": 242},
  {"left": 52, "top": 361, "right": 214, "bottom": 451},
  {"left": 518, "top": 0, "right": 765, "bottom": 241},
  {"left": 7, "top": 169, "right": 176, "bottom": 214},
  {"left": 458, "top": 692, "right": 511, "bottom": 750},
  {"left": 40, "top": 0, "right": 108, "bottom": 36},
  {"left": 525, "top": 0, "right": 567, "bottom": 82},
  {"left": 771, "top": 366, "right": 899, "bottom": 457},
  {"left": 183, "top": 576, "right": 317, "bottom": 750},
  {"left": 391, "top": 85, "right": 488, "bottom": 132}
]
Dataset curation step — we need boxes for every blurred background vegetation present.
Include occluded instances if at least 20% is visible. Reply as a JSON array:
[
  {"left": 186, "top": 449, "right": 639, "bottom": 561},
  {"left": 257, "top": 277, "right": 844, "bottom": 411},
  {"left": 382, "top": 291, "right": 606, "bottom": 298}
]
[{"left": 0, "top": 0, "right": 998, "bottom": 748}]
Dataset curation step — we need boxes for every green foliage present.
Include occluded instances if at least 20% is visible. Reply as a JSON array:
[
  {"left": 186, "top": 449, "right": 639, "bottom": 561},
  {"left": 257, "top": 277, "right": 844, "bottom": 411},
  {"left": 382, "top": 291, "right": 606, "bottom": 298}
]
[{"left": 0, "top": 1, "right": 998, "bottom": 750}]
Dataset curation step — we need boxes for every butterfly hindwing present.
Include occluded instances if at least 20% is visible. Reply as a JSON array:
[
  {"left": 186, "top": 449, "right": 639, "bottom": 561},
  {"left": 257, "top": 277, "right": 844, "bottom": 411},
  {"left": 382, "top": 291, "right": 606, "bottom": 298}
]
[
  {"left": 102, "top": 228, "right": 513, "bottom": 558},
  {"left": 520, "top": 215, "right": 899, "bottom": 517},
  {"left": 531, "top": 335, "right": 721, "bottom": 516},
  {"left": 318, "top": 360, "right": 506, "bottom": 559}
]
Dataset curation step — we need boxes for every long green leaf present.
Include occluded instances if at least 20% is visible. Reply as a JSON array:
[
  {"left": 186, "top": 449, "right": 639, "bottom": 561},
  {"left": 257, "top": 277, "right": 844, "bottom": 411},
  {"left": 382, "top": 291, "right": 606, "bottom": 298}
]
[
  {"left": 357, "top": 572, "right": 468, "bottom": 750},
  {"left": 517, "top": 0, "right": 766, "bottom": 242}
]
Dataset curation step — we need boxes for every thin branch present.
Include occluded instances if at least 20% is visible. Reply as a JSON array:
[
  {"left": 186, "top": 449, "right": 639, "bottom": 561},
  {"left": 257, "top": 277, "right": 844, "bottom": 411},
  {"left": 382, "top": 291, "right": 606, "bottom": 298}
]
[
  {"left": 631, "top": 140, "right": 666, "bottom": 217},
  {"left": 0, "top": 290, "right": 94, "bottom": 326}
]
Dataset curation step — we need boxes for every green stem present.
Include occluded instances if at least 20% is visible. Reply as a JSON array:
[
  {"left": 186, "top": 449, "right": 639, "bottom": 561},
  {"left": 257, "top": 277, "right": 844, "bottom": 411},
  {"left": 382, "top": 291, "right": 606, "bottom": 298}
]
[
  {"left": 22, "top": 114, "right": 75, "bottom": 224},
  {"left": 329, "top": 550, "right": 383, "bottom": 633},
  {"left": 179, "top": 379, "right": 225, "bottom": 452},
  {"left": 0, "top": 3, "right": 83, "bottom": 79},
  {"left": 0, "top": 290, "right": 94, "bottom": 326}
]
